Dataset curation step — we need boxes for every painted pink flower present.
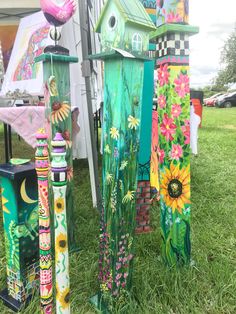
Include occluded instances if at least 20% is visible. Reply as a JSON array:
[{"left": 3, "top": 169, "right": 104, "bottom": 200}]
[
  {"left": 158, "top": 94, "right": 166, "bottom": 109},
  {"left": 158, "top": 147, "right": 165, "bottom": 164},
  {"left": 170, "top": 144, "right": 183, "bottom": 160},
  {"left": 174, "top": 73, "right": 190, "bottom": 98},
  {"left": 181, "top": 119, "right": 190, "bottom": 144},
  {"left": 123, "top": 272, "right": 128, "bottom": 279},
  {"left": 158, "top": 64, "right": 170, "bottom": 87},
  {"left": 166, "top": 11, "right": 182, "bottom": 23},
  {"left": 171, "top": 103, "right": 182, "bottom": 118},
  {"left": 160, "top": 114, "right": 177, "bottom": 141}
]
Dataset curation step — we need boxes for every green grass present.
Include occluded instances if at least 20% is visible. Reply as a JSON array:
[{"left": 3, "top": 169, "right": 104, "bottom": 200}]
[{"left": 0, "top": 107, "right": 236, "bottom": 313}]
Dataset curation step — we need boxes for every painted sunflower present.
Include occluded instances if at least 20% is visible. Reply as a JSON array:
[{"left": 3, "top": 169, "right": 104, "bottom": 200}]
[
  {"left": 55, "top": 233, "right": 68, "bottom": 255},
  {"left": 54, "top": 197, "right": 65, "bottom": 214},
  {"left": 51, "top": 101, "right": 70, "bottom": 124},
  {"left": 48, "top": 76, "right": 58, "bottom": 96},
  {"left": 59, "top": 287, "right": 70, "bottom": 309},
  {"left": 161, "top": 163, "right": 190, "bottom": 214}
]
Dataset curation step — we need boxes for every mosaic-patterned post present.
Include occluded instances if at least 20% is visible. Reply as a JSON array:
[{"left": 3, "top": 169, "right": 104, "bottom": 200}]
[
  {"left": 51, "top": 133, "right": 70, "bottom": 313},
  {"left": 136, "top": 0, "right": 157, "bottom": 234},
  {"left": 151, "top": 0, "right": 199, "bottom": 266},
  {"left": 35, "top": 129, "right": 53, "bottom": 314},
  {"left": 0, "top": 164, "right": 39, "bottom": 312},
  {"left": 35, "top": 53, "right": 78, "bottom": 250},
  {"left": 90, "top": 0, "right": 156, "bottom": 310}
]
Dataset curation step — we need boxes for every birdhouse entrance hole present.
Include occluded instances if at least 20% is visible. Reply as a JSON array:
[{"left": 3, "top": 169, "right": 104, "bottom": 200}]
[{"left": 108, "top": 15, "right": 117, "bottom": 29}]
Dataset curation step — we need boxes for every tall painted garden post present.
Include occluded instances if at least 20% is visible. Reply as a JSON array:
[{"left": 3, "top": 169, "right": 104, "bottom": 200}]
[
  {"left": 135, "top": 0, "right": 157, "bottom": 234},
  {"left": 35, "top": 129, "right": 53, "bottom": 314},
  {"left": 35, "top": 53, "right": 78, "bottom": 250},
  {"left": 151, "top": 0, "right": 199, "bottom": 266},
  {"left": 51, "top": 133, "right": 70, "bottom": 313},
  {"left": 90, "top": 0, "right": 156, "bottom": 310}
]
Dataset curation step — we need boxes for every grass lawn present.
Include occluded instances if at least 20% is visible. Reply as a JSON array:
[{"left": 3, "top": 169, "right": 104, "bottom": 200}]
[{"left": 0, "top": 107, "right": 236, "bottom": 313}]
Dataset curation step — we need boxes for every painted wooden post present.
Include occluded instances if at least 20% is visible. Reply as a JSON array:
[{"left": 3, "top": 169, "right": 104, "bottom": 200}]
[
  {"left": 35, "top": 129, "right": 53, "bottom": 314},
  {"left": 35, "top": 53, "right": 78, "bottom": 250},
  {"left": 90, "top": 0, "right": 156, "bottom": 310},
  {"left": 136, "top": 0, "right": 157, "bottom": 234},
  {"left": 151, "top": 0, "right": 199, "bottom": 266},
  {"left": 0, "top": 163, "right": 39, "bottom": 312},
  {"left": 51, "top": 133, "right": 70, "bottom": 313}
]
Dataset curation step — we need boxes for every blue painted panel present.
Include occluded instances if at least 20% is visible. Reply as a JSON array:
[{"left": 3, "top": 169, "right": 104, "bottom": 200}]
[{"left": 138, "top": 60, "right": 154, "bottom": 181}]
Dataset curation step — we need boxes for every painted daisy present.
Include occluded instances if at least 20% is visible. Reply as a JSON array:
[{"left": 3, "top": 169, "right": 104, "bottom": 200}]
[
  {"left": 122, "top": 190, "right": 135, "bottom": 204},
  {"left": 128, "top": 115, "right": 140, "bottom": 130},
  {"left": 110, "top": 127, "right": 119, "bottom": 140}
]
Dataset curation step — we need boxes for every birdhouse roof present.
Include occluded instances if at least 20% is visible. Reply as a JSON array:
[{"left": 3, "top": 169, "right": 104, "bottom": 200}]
[{"left": 95, "top": 0, "right": 156, "bottom": 32}]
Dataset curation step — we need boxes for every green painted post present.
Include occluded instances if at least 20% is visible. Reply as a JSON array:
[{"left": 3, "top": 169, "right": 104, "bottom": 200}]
[
  {"left": 0, "top": 164, "right": 39, "bottom": 312},
  {"left": 90, "top": 0, "right": 156, "bottom": 311},
  {"left": 35, "top": 53, "right": 78, "bottom": 251},
  {"left": 151, "top": 0, "right": 199, "bottom": 266}
]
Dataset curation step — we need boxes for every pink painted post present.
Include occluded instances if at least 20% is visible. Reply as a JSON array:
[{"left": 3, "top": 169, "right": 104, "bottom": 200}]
[{"left": 35, "top": 129, "right": 53, "bottom": 314}]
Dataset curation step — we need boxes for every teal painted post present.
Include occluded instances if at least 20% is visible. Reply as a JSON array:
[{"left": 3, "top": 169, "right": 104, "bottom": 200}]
[
  {"left": 0, "top": 164, "right": 39, "bottom": 312},
  {"left": 136, "top": 60, "right": 155, "bottom": 234},
  {"left": 93, "top": 56, "right": 145, "bottom": 311},
  {"left": 136, "top": 0, "right": 156, "bottom": 234},
  {"left": 152, "top": 1, "right": 199, "bottom": 266},
  {"left": 35, "top": 53, "right": 78, "bottom": 250},
  {"left": 91, "top": 0, "right": 156, "bottom": 309}
]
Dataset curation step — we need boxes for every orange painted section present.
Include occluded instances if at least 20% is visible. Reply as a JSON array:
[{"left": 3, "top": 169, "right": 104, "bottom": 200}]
[{"left": 192, "top": 98, "right": 203, "bottom": 127}]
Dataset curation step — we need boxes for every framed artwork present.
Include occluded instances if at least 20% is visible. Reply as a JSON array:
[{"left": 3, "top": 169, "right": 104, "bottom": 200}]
[{"left": 1, "top": 11, "right": 53, "bottom": 96}]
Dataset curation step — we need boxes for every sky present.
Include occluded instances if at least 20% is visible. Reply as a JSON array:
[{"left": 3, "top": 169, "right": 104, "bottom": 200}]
[{"left": 189, "top": 0, "right": 236, "bottom": 88}]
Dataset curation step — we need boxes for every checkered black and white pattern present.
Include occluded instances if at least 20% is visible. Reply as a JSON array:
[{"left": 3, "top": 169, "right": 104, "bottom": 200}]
[
  {"left": 156, "top": 33, "right": 189, "bottom": 58},
  {"left": 51, "top": 171, "right": 67, "bottom": 183}
]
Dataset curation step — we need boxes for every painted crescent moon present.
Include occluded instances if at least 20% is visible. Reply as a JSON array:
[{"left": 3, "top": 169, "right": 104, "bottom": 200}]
[{"left": 20, "top": 178, "right": 37, "bottom": 204}]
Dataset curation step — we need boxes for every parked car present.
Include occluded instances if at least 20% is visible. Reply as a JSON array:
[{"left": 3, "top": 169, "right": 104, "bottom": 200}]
[
  {"left": 204, "top": 93, "right": 223, "bottom": 107},
  {"left": 215, "top": 92, "right": 236, "bottom": 108}
]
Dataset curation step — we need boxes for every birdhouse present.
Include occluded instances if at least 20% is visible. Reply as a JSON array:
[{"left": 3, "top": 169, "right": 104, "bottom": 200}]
[{"left": 95, "top": 0, "right": 156, "bottom": 55}]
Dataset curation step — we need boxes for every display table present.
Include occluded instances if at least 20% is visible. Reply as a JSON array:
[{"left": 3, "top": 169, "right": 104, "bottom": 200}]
[{"left": 0, "top": 106, "right": 80, "bottom": 162}]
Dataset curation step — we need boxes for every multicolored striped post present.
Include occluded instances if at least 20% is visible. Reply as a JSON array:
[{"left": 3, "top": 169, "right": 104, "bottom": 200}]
[
  {"left": 51, "top": 133, "right": 70, "bottom": 313},
  {"left": 35, "top": 129, "right": 53, "bottom": 314},
  {"left": 151, "top": 0, "right": 199, "bottom": 266}
]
